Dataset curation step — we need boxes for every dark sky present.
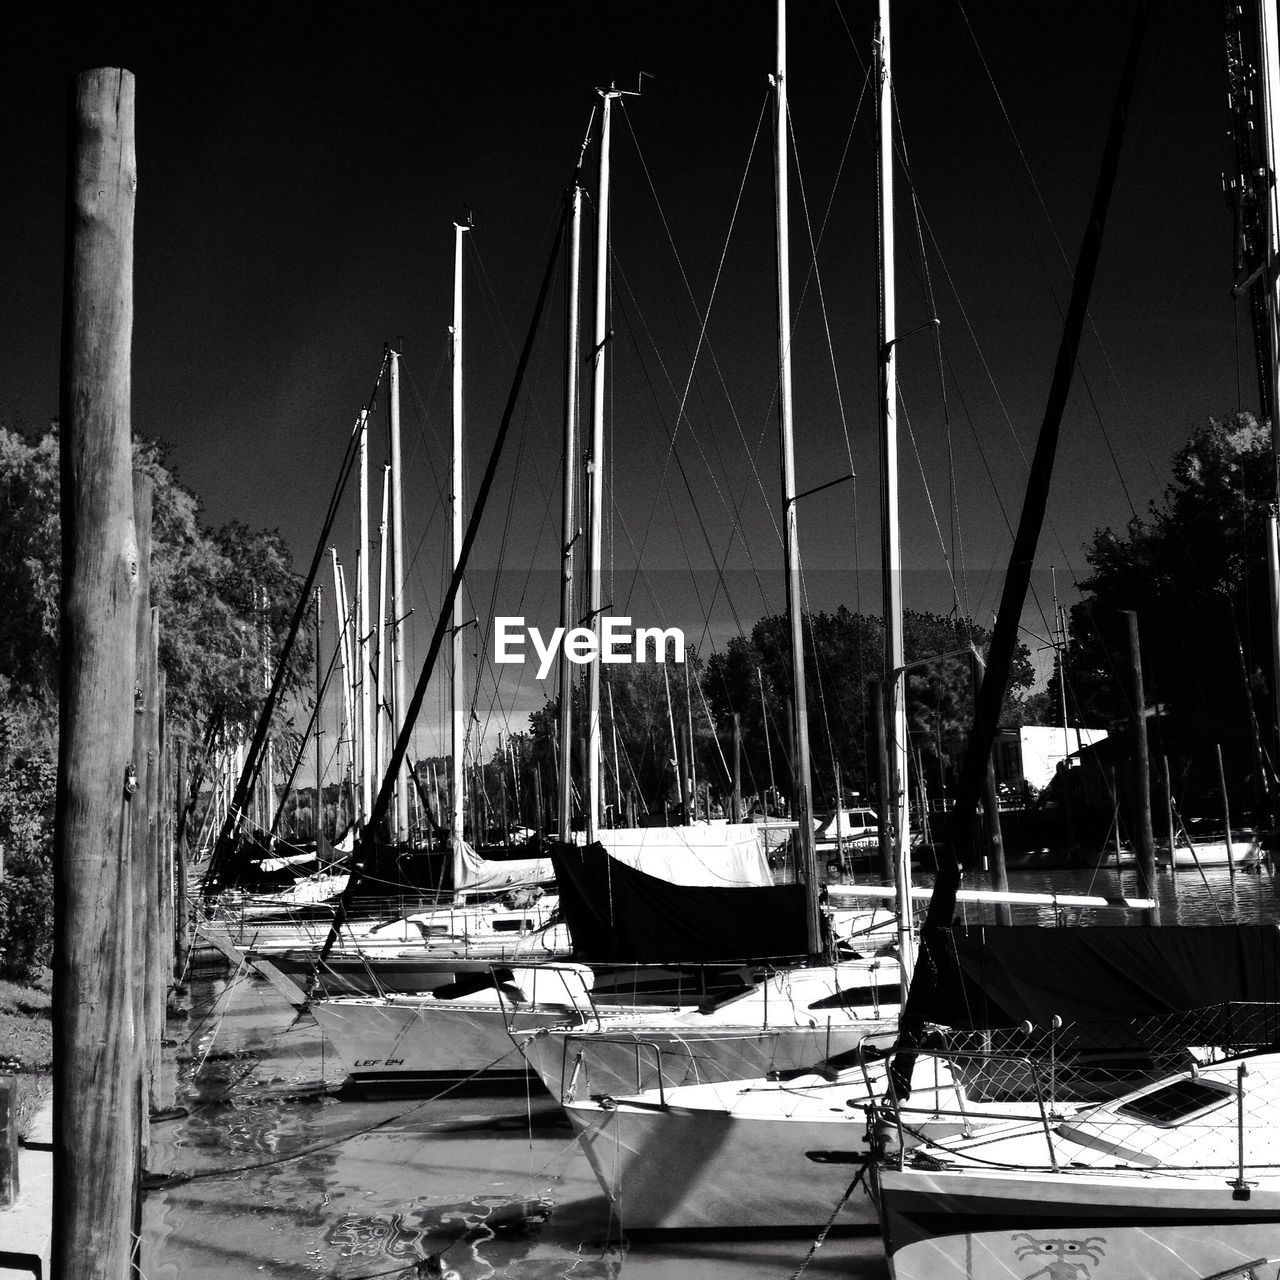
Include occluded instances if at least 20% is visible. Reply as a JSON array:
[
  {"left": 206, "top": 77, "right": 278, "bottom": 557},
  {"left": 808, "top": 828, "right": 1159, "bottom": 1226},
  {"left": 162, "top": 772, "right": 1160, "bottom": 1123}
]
[{"left": 2, "top": 3, "right": 1248, "bottom": 758}]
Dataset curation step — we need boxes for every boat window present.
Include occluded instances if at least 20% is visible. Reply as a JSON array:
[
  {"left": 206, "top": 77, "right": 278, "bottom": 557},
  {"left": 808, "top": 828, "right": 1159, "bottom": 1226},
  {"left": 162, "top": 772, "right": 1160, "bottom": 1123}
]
[
  {"left": 492, "top": 919, "right": 533, "bottom": 932},
  {"left": 1114, "top": 1076, "right": 1235, "bottom": 1126},
  {"left": 807, "top": 983, "right": 897, "bottom": 1011}
]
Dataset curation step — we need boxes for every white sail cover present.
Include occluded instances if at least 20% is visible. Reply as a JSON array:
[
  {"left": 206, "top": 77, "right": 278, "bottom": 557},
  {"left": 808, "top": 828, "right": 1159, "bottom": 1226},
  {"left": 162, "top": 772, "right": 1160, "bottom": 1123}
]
[{"left": 451, "top": 822, "right": 773, "bottom": 893}]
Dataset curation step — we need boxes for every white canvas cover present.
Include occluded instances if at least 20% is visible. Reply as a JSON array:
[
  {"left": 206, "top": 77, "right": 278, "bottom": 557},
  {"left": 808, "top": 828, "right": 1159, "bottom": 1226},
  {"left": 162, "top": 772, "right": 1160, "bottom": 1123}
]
[{"left": 451, "top": 822, "right": 773, "bottom": 893}]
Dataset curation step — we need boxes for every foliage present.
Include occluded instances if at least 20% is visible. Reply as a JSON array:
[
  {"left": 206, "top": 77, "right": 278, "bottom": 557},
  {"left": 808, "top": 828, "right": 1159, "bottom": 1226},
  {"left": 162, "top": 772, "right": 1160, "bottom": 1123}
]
[
  {"left": 1053, "top": 412, "right": 1273, "bottom": 739},
  {"left": 520, "top": 611, "right": 1036, "bottom": 818},
  {"left": 704, "top": 607, "right": 1035, "bottom": 808},
  {"left": 0, "top": 716, "right": 56, "bottom": 980},
  {"left": 0, "top": 421, "right": 313, "bottom": 739},
  {"left": 518, "top": 642, "right": 720, "bottom": 827}
]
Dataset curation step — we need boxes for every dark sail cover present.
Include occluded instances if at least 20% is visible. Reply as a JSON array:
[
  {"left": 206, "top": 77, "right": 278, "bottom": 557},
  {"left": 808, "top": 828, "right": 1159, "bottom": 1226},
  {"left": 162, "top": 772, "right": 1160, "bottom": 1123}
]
[
  {"left": 549, "top": 841, "right": 811, "bottom": 962},
  {"left": 903, "top": 924, "right": 1280, "bottom": 1029}
]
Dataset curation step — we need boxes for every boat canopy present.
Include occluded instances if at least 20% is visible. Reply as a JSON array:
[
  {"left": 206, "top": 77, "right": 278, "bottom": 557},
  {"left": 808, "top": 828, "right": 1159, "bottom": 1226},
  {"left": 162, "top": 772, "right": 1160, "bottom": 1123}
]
[
  {"left": 549, "top": 840, "right": 810, "bottom": 963},
  {"left": 903, "top": 924, "right": 1280, "bottom": 1030}
]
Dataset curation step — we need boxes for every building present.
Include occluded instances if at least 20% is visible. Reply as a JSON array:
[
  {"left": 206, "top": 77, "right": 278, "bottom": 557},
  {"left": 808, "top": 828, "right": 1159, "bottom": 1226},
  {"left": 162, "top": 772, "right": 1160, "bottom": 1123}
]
[{"left": 992, "top": 725, "right": 1108, "bottom": 797}]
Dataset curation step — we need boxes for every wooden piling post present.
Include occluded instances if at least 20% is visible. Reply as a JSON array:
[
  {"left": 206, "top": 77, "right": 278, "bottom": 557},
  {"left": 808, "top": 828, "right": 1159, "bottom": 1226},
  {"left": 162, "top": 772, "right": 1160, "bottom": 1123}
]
[
  {"left": 146, "top": 609, "right": 164, "bottom": 1112},
  {"left": 732, "top": 714, "right": 742, "bottom": 824},
  {"left": 871, "top": 679, "right": 895, "bottom": 887},
  {"left": 1215, "top": 743, "right": 1237, "bottom": 878},
  {"left": 1123, "top": 610, "right": 1159, "bottom": 924},
  {"left": 129, "top": 473, "right": 153, "bottom": 1156},
  {"left": 174, "top": 736, "right": 190, "bottom": 978},
  {"left": 676, "top": 730, "right": 690, "bottom": 825},
  {"left": 0, "top": 1076, "right": 18, "bottom": 1206},
  {"left": 970, "top": 652, "right": 1012, "bottom": 924},
  {"left": 53, "top": 66, "right": 139, "bottom": 1280},
  {"left": 1161, "top": 753, "right": 1179, "bottom": 904}
]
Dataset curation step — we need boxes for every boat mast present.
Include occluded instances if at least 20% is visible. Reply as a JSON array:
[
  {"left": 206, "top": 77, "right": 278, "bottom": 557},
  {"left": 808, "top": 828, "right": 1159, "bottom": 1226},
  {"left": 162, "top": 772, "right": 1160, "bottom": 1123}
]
[
  {"left": 314, "top": 587, "right": 323, "bottom": 843},
  {"left": 774, "top": 0, "right": 822, "bottom": 957},
  {"left": 558, "top": 172, "right": 585, "bottom": 841},
  {"left": 374, "top": 463, "right": 391, "bottom": 799},
  {"left": 451, "top": 221, "right": 469, "bottom": 851},
  {"left": 357, "top": 408, "right": 373, "bottom": 825},
  {"left": 389, "top": 346, "right": 409, "bottom": 842},
  {"left": 331, "top": 550, "right": 355, "bottom": 812},
  {"left": 1253, "top": 0, "right": 1280, "bottom": 778},
  {"left": 585, "top": 87, "right": 619, "bottom": 846},
  {"left": 876, "top": 0, "right": 914, "bottom": 983}
]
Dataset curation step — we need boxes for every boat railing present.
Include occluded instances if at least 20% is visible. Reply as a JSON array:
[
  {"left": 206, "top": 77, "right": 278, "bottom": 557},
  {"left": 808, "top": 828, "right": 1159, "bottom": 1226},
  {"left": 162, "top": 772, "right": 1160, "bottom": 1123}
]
[
  {"left": 879, "top": 1025, "right": 1280, "bottom": 1176},
  {"left": 557, "top": 1036, "right": 675, "bottom": 1105},
  {"left": 867, "top": 1044, "right": 1060, "bottom": 1169}
]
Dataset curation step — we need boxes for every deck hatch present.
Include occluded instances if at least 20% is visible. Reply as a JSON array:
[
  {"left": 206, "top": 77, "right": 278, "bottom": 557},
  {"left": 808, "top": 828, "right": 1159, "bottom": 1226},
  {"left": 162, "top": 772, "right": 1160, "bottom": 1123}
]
[{"left": 1114, "top": 1076, "right": 1236, "bottom": 1126}]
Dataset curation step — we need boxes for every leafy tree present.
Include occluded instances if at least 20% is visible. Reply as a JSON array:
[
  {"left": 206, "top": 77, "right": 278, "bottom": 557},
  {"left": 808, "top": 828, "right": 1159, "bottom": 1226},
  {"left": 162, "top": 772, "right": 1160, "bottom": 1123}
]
[
  {"left": 0, "top": 422, "right": 313, "bottom": 739},
  {"left": 0, "top": 713, "right": 55, "bottom": 979},
  {"left": 1053, "top": 412, "right": 1273, "bottom": 742},
  {"left": 526, "top": 644, "right": 721, "bottom": 824},
  {"left": 519, "top": 609, "right": 1035, "bottom": 819},
  {"left": 704, "top": 607, "right": 1036, "bottom": 810},
  {"left": 0, "top": 420, "right": 315, "bottom": 959}
]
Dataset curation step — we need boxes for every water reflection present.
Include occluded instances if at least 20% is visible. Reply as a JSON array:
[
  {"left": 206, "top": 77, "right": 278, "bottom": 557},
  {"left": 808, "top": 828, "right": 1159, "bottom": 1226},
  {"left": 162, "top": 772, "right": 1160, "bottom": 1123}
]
[{"left": 146, "top": 971, "right": 884, "bottom": 1277}]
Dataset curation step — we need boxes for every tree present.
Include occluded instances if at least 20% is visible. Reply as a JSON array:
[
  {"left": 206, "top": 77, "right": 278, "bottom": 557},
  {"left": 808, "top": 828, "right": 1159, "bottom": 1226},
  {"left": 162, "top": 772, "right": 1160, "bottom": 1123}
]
[
  {"left": 0, "top": 421, "right": 313, "bottom": 739},
  {"left": 1054, "top": 412, "right": 1273, "bottom": 743},
  {"left": 526, "top": 643, "right": 721, "bottom": 824},
  {"left": 0, "top": 420, "right": 315, "bottom": 965}
]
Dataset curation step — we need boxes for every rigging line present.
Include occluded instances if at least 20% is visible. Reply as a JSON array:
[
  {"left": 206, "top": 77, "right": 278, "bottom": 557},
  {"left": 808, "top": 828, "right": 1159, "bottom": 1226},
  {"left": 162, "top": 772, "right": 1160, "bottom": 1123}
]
[
  {"left": 469, "top": 360, "right": 557, "bottom": 747},
  {"left": 951, "top": 0, "right": 1178, "bottom": 506},
  {"left": 907, "top": 191, "right": 1122, "bottom": 622},
  {"left": 794, "top": 563, "right": 841, "bottom": 800},
  {"left": 898, "top": 387, "right": 968, "bottom": 630},
  {"left": 785, "top": 68, "right": 874, "bottom": 484},
  {"left": 467, "top": 236, "right": 562, "bottom": 522},
  {"left": 608, "top": 283, "right": 766, "bottom": 641},
  {"left": 207, "top": 355, "right": 390, "bottom": 889},
  {"left": 905, "top": 179, "right": 957, "bottom": 613},
  {"left": 615, "top": 94, "right": 786, "bottom": 589}
]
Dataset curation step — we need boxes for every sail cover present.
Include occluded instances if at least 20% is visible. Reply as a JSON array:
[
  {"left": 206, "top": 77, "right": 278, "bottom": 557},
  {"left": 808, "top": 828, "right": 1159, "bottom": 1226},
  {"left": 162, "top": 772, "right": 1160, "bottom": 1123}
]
[
  {"left": 550, "top": 840, "right": 810, "bottom": 962},
  {"left": 596, "top": 823, "right": 772, "bottom": 885},
  {"left": 902, "top": 924, "right": 1280, "bottom": 1030},
  {"left": 451, "top": 822, "right": 774, "bottom": 894},
  {"left": 452, "top": 839, "right": 555, "bottom": 893}
]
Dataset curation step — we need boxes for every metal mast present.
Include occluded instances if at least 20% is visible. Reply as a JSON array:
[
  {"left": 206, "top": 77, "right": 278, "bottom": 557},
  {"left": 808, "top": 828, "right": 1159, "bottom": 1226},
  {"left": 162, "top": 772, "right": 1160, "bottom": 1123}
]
[
  {"left": 585, "top": 88, "right": 619, "bottom": 845},
  {"left": 357, "top": 409, "right": 372, "bottom": 824},
  {"left": 389, "top": 347, "right": 409, "bottom": 841},
  {"left": 876, "top": 0, "right": 914, "bottom": 984},
  {"left": 558, "top": 175, "right": 584, "bottom": 841},
  {"left": 451, "top": 221, "right": 469, "bottom": 849},
  {"left": 774, "top": 0, "right": 822, "bottom": 957}
]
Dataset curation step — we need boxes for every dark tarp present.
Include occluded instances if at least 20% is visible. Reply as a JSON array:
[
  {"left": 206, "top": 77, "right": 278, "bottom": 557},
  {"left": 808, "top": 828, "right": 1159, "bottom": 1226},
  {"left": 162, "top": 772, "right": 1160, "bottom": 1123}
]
[
  {"left": 549, "top": 841, "right": 811, "bottom": 962},
  {"left": 903, "top": 924, "right": 1280, "bottom": 1029}
]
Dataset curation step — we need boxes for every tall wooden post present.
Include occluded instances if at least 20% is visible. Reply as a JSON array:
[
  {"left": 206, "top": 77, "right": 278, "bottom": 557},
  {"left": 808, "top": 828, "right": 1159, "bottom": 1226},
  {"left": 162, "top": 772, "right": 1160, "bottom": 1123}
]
[
  {"left": 128, "top": 475, "right": 152, "bottom": 1156},
  {"left": 970, "top": 652, "right": 1011, "bottom": 924},
  {"left": 731, "top": 713, "right": 742, "bottom": 823},
  {"left": 872, "top": 678, "right": 895, "bottom": 886},
  {"left": 174, "top": 736, "right": 190, "bottom": 978},
  {"left": 676, "top": 730, "right": 690, "bottom": 825},
  {"left": 1215, "top": 743, "right": 1237, "bottom": 878},
  {"left": 1123, "top": 610, "right": 1159, "bottom": 924},
  {"left": 1161, "top": 753, "right": 1180, "bottom": 905},
  {"left": 54, "top": 67, "right": 139, "bottom": 1280},
  {"left": 145, "top": 608, "right": 164, "bottom": 1110}
]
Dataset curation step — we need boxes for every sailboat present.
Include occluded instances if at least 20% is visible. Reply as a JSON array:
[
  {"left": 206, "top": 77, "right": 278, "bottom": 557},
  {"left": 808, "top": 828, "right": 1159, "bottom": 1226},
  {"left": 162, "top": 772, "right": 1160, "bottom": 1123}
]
[
  {"left": 310, "top": 58, "right": 912, "bottom": 1091},
  {"left": 869, "top": 1, "right": 1280, "bottom": 1274}
]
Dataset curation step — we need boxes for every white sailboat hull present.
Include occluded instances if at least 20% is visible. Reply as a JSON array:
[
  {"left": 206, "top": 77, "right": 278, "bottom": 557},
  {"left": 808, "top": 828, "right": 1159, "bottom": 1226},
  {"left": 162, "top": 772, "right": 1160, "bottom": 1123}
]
[
  {"left": 310, "top": 993, "right": 578, "bottom": 1085},
  {"left": 876, "top": 1164, "right": 1280, "bottom": 1280},
  {"left": 569, "top": 1090, "right": 881, "bottom": 1231}
]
